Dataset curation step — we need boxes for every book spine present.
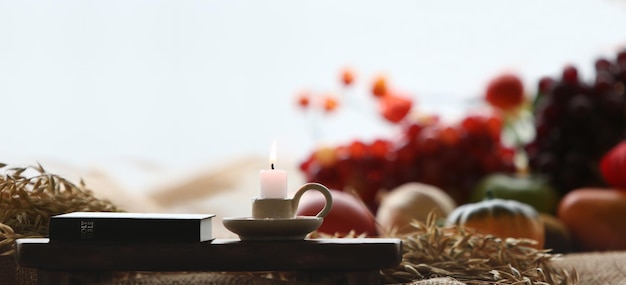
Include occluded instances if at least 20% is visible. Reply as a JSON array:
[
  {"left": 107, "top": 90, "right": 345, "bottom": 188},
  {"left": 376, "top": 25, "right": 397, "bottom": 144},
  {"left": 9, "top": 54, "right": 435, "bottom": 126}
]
[{"left": 49, "top": 218, "right": 209, "bottom": 242}]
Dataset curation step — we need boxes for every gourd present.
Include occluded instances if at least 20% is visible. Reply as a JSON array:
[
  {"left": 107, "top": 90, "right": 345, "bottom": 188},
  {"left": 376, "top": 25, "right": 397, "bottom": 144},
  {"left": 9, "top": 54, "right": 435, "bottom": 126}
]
[
  {"left": 470, "top": 173, "right": 558, "bottom": 213},
  {"left": 447, "top": 192, "right": 544, "bottom": 249},
  {"left": 558, "top": 188, "right": 626, "bottom": 251},
  {"left": 376, "top": 182, "right": 456, "bottom": 235}
]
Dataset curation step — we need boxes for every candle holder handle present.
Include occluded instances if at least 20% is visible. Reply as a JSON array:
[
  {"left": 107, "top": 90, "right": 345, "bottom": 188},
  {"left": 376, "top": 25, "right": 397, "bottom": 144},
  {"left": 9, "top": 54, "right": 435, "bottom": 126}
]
[{"left": 291, "top": 183, "right": 333, "bottom": 218}]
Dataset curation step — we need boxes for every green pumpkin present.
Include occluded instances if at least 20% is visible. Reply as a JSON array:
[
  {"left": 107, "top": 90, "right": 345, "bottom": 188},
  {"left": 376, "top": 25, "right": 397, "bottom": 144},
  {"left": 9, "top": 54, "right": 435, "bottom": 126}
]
[
  {"left": 470, "top": 173, "right": 558, "bottom": 213},
  {"left": 448, "top": 193, "right": 545, "bottom": 249}
]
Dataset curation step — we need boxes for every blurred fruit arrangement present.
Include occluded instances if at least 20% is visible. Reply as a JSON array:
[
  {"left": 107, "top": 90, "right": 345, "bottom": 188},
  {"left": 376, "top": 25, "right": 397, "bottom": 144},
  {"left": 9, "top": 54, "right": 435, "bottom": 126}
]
[
  {"left": 296, "top": 49, "right": 626, "bottom": 253},
  {"left": 298, "top": 70, "right": 517, "bottom": 210},
  {"left": 298, "top": 114, "right": 516, "bottom": 210}
]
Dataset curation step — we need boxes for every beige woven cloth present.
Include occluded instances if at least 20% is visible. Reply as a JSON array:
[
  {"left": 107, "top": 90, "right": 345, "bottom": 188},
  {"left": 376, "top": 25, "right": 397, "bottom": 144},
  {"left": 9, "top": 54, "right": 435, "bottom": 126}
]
[
  {"left": 552, "top": 251, "right": 626, "bottom": 285},
  {"left": 92, "top": 251, "right": 626, "bottom": 285},
  {"left": 107, "top": 273, "right": 465, "bottom": 285},
  {"left": 6, "top": 250, "right": 625, "bottom": 284}
]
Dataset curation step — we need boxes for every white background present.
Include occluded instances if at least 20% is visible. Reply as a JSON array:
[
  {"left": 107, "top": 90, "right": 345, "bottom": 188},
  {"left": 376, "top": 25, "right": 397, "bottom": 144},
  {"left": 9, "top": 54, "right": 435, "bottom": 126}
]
[{"left": 1, "top": 0, "right": 626, "bottom": 190}]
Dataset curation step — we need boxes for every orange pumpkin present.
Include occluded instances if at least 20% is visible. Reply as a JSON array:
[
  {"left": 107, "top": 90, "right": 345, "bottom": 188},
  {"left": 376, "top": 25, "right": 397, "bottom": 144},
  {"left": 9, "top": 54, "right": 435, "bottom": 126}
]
[{"left": 447, "top": 195, "right": 544, "bottom": 249}]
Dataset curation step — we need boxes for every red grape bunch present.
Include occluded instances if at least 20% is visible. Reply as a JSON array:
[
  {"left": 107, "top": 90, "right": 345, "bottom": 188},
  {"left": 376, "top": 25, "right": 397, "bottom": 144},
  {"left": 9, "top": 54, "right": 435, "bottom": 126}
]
[{"left": 527, "top": 49, "right": 626, "bottom": 195}]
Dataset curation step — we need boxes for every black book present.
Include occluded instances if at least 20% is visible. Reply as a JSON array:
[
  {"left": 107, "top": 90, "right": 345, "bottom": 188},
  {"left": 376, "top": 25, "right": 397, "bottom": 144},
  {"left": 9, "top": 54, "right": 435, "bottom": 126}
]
[{"left": 49, "top": 212, "right": 215, "bottom": 243}]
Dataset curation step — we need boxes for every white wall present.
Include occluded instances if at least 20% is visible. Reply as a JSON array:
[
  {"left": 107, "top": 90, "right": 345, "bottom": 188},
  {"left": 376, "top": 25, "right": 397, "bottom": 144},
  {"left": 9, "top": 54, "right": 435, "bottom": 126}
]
[{"left": 1, "top": 0, "right": 625, "bottom": 182}]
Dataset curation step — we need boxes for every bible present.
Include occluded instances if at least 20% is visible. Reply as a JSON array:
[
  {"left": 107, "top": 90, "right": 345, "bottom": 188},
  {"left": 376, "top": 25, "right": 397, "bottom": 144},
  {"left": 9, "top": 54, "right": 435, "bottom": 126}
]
[{"left": 49, "top": 212, "right": 215, "bottom": 243}]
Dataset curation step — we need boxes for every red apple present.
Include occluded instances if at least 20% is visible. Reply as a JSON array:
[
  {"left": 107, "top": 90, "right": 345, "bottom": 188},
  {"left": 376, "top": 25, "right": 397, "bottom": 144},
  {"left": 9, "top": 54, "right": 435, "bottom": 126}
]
[{"left": 296, "top": 189, "right": 377, "bottom": 236}]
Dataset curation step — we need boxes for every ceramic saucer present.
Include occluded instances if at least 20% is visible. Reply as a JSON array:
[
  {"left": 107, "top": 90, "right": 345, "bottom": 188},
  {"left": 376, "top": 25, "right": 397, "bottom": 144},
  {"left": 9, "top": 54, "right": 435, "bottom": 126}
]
[{"left": 222, "top": 216, "right": 323, "bottom": 241}]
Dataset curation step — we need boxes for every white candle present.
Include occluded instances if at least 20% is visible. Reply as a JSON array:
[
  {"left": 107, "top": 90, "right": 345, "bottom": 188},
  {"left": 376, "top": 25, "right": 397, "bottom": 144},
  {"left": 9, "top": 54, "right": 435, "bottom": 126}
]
[{"left": 259, "top": 141, "right": 288, "bottom": 198}]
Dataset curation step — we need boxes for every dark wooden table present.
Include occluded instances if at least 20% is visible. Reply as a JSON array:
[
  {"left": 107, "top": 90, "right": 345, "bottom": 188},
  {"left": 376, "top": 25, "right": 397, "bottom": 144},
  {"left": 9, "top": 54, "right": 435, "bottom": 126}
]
[{"left": 15, "top": 238, "right": 403, "bottom": 285}]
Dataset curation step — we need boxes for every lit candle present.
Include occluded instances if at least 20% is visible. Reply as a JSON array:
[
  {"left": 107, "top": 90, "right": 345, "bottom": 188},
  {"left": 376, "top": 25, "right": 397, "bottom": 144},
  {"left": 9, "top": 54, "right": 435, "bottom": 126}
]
[{"left": 259, "top": 141, "right": 288, "bottom": 199}]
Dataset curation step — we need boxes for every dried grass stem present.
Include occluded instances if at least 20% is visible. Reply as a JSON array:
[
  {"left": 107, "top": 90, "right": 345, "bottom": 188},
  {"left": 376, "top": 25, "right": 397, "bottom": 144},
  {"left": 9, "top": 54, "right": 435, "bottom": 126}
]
[
  {"left": 0, "top": 163, "right": 120, "bottom": 255},
  {"left": 380, "top": 213, "right": 578, "bottom": 285}
]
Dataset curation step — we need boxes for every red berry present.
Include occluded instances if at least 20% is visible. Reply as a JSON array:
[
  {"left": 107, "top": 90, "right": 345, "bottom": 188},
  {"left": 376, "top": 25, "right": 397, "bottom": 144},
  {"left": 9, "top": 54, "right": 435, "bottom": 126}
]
[
  {"left": 369, "top": 139, "right": 390, "bottom": 159},
  {"left": 417, "top": 125, "right": 442, "bottom": 155},
  {"left": 296, "top": 91, "right": 311, "bottom": 109},
  {"left": 485, "top": 115, "right": 503, "bottom": 140},
  {"left": 485, "top": 73, "right": 525, "bottom": 111},
  {"left": 379, "top": 93, "right": 413, "bottom": 123},
  {"left": 349, "top": 140, "right": 367, "bottom": 160},
  {"left": 400, "top": 123, "right": 422, "bottom": 147},
  {"left": 371, "top": 75, "right": 388, "bottom": 98},
  {"left": 340, "top": 67, "right": 355, "bottom": 86},
  {"left": 322, "top": 95, "right": 339, "bottom": 113},
  {"left": 391, "top": 140, "right": 415, "bottom": 164},
  {"left": 440, "top": 126, "right": 460, "bottom": 147},
  {"left": 461, "top": 115, "right": 485, "bottom": 135}
]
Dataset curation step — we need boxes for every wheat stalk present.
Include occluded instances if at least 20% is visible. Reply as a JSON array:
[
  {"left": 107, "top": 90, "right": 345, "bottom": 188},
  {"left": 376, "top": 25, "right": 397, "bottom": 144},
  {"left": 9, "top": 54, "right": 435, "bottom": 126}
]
[
  {"left": 380, "top": 213, "right": 578, "bottom": 285},
  {"left": 0, "top": 162, "right": 121, "bottom": 255}
]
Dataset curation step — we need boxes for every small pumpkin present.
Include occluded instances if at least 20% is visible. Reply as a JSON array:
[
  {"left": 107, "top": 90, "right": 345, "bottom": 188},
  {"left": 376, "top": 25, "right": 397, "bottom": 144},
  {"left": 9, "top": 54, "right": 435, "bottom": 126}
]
[{"left": 447, "top": 192, "right": 544, "bottom": 249}]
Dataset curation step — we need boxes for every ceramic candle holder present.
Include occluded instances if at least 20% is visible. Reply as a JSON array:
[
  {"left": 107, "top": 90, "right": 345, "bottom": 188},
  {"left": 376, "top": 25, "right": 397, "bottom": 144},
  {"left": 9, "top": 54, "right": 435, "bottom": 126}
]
[
  {"left": 222, "top": 182, "right": 334, "bottom": 241},
  {"left": 252, "top": 183, "right": 333, "bottom": 219}
]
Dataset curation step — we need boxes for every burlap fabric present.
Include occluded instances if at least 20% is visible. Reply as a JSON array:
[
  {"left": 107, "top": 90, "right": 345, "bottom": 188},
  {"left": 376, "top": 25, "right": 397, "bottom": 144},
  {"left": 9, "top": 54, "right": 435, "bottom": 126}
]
[
  {"left": 5, "top": 251, "right": 626, "bottom": 284},
  {"left": 0, "top": 245, "right": 626, "bottom": 285},
  {"left": 101, "top": 273, "right": 466, "bottom": 285},
  {"left": 0, "top": 252, "right": 626, "bottom": 285},
  {"left": 97, "top": 251, "right": 623, "bottom": 285},
  {"left": 1, "top": 255, "right": 36, "bottom": 285},
  {"left": 552, "top": 251, "right": 626, "bottom": 285},
  {"left": 0, "top": 255, "right": 17, "bottom": 284},
  {"left": 0, "top": 251, "right": 626, "bottom": 285}
]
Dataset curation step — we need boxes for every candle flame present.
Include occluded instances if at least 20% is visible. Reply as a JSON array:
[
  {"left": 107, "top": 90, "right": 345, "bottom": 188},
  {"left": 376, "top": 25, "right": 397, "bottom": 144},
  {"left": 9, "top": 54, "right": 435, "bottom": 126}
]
[{"left": 269, "top": 140, "right": 277, "bottom": 169}]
